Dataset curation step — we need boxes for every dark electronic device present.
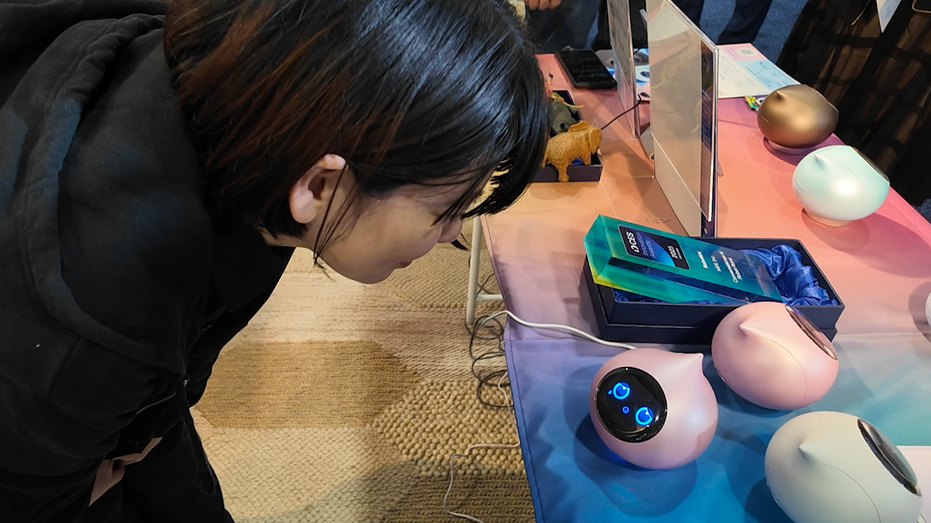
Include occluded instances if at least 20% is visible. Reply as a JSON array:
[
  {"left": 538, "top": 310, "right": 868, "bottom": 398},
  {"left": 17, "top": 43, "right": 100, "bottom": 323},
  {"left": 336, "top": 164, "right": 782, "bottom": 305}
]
[
  {"left": 594, "top": 367, "right": 667, "bottom": 443},
  {"left": 555, "top": 49, "right": 617, "bottom": 90},
  {"left": 588, "top": 349, "right": 718, "bottom": 469}
]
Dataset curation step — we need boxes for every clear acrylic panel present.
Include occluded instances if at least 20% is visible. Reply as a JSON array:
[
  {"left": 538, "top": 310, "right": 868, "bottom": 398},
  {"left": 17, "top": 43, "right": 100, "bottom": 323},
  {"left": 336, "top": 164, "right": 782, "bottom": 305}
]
[
  {"left": 606, "top": 0, "right": 639, "bottom": 140},
  {"left": 645, "top": 0, "right": 718, "bottom": 236}
]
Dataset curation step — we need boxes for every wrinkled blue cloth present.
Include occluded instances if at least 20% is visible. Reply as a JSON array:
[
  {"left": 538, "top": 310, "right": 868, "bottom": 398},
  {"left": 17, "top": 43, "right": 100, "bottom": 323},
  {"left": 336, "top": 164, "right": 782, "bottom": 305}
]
[
  {"left": 613, "top": 244, "right": 837, "bottom": 305},
  {"left": 745, "top": 245, "right": 837, "bottom": 306}
]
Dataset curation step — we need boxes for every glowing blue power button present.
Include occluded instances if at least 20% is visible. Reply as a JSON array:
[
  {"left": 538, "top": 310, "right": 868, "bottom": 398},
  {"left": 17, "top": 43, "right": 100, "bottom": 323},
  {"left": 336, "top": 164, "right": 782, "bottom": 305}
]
[
  {"left": 609, "top": 382, "right": 631, "bottom": 400},
  {"left": 636, "top": 407, "right": 654, "bottom": 426}
]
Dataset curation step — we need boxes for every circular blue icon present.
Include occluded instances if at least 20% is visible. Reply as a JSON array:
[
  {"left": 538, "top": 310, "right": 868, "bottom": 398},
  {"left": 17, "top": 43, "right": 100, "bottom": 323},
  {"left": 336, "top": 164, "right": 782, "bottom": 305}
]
[
  {"left": 636, "top": 407, "right": 654, "bottom": 426},
  {"left": 622, "top": 406, "right": 630, "bottom": 414},
  {"left": 610, "top": 382, "right": 631, "bottom": 400}
]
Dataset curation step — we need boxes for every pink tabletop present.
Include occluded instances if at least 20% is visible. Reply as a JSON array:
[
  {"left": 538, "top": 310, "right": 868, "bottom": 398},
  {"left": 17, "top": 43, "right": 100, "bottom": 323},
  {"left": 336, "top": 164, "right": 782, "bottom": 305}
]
[
  {"left": 488, "top": 54, "right": 931, "bottom": 523},
  {"left": 485, "top": 54, "right": 931, "bottom": 342}
]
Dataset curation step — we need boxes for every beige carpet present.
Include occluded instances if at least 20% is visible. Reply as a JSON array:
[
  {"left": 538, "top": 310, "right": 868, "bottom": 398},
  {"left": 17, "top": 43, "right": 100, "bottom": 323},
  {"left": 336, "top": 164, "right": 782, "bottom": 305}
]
[{"left": 191, "top": 227, "right": 535, "bottom": 523}]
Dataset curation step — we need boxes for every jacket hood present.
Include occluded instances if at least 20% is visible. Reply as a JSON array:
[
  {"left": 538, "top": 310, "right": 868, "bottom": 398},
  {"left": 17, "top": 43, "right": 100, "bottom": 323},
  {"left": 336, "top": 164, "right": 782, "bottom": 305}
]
[{"left": 0, "top": 0, "right": 213, "bottom": 379}]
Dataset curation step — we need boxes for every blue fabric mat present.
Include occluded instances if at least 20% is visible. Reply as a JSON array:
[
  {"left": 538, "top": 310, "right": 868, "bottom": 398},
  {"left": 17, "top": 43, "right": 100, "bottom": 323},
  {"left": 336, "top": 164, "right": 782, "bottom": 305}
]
[{"left": 507, "top": 334, "right": 931, "bottom": 523}]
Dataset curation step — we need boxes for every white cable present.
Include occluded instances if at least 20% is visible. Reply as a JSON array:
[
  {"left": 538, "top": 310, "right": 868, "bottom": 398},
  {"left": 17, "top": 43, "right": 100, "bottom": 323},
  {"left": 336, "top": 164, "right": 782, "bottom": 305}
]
[
  {"left": 479, "top": 309, "right": 639, "bottom": 351},
  {"left": 445, "top": 310, "right": 634, "bottom": 522},
  {"left": 444, "top": 373, "right": 518, "bottom": 523},
  {"left": 443, "top": 442, "right": 521, "bottom": 523},
  {"left": 495, "top": 369, "right": 511, "bottom": 411}
]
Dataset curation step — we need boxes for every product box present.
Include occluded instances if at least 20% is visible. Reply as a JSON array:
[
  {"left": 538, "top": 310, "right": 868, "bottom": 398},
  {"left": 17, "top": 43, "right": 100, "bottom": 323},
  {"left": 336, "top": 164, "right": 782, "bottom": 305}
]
[
  {"left": 585, "top": 216, "right": 783, "bottom": 305},
  {"left": 582, "top": 237, "right": 845, "bottom": 344},
  {"left": 534, "top": 90, "right": 603, "bottom": 183}
]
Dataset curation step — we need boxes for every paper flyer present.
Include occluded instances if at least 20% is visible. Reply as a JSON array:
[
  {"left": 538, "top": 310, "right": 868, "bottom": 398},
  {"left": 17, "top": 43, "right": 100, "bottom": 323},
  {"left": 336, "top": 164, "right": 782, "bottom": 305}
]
[{"left": 718, "top": 44, "right": 798, "bottom": 98}]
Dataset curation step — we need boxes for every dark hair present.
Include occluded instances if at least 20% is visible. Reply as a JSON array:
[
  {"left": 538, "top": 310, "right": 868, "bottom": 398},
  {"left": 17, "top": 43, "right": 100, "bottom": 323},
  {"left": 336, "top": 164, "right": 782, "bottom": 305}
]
[{"left": 163, "top": 0, "right": 547, "bottom": 254}]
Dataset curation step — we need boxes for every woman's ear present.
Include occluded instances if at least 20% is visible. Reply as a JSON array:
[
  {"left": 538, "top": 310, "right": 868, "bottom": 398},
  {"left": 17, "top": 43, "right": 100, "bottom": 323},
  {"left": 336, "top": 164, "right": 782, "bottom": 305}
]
[{"left": 289, "top": 154, "right": 348, "bottom": 224}]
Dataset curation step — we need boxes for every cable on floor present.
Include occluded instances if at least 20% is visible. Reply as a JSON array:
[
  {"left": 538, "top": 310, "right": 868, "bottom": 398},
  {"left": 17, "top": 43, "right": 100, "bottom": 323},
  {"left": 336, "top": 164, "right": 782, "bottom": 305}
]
[{"left": 448, "top": 310, "right": 639, "bottom": 521}]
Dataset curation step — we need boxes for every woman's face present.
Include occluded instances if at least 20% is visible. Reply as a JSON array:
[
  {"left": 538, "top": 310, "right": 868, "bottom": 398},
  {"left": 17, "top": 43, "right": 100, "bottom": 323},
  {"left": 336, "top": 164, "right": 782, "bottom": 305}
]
[{"left": 307, "top": 179, "right": 479, "bottom": 284}]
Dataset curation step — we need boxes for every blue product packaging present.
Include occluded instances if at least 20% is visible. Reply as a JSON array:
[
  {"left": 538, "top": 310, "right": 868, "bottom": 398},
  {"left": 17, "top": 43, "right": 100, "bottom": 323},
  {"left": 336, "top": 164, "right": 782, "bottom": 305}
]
[{"left": 584, "top": 215, "right": 782, "bottom": 304}]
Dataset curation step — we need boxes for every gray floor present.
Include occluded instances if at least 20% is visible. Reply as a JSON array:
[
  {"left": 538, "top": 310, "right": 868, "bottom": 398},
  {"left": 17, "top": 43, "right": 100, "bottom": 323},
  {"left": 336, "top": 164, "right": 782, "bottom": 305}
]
[
  {"left": 527, "top": 0, "right": 808, "bottom": 59},
  {"left": 699, "top": 0, "right": 809, "bottom": 60}
]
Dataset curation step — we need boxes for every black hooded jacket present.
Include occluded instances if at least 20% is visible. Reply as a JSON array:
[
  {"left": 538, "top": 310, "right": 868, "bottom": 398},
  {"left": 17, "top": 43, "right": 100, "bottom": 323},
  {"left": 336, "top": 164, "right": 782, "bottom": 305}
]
[{"left": 0, "top": 1, "right": 292, "bottom": 520}]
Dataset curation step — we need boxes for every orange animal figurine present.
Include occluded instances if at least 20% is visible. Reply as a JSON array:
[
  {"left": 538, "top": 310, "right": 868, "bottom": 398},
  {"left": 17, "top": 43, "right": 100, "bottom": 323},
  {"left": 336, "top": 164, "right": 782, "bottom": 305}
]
[{"left": 541, "top": 121, "right": 602, "bottom": 182}]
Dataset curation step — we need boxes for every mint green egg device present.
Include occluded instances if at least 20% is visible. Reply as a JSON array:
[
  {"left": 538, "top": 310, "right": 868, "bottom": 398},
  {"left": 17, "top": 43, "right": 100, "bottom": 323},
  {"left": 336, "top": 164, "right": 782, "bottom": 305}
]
[{"left": 792, "top": 145, "right": 890, "bottom": 227}]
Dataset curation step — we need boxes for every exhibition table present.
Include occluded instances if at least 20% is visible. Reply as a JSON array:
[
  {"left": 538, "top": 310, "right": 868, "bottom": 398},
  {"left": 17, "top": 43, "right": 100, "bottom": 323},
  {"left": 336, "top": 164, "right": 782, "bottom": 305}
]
[{"left": 482, "top": 54, "right": 931, "bottom": 522}]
